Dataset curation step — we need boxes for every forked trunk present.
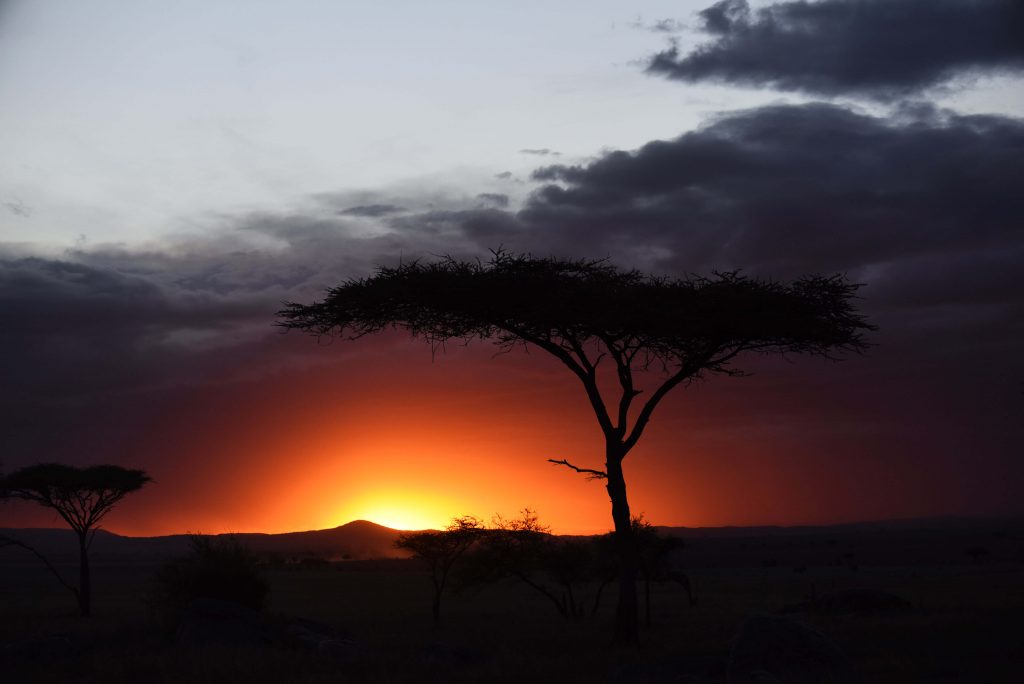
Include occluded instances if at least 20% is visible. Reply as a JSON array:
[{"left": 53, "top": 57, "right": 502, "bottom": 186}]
[{"left": 606, "top": 448, "right": 638, "bottom": 644}]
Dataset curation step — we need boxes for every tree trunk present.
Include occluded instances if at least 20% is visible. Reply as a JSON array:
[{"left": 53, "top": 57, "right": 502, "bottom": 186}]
[
  {"left": 606, "top": 449, "right": 638, "bottom": 644},
  {"left": 77, "top": 532, "right": 91, "bottom": 617},
  {"left": 645, "top": 575, "right": 652, "bottom": 627}
]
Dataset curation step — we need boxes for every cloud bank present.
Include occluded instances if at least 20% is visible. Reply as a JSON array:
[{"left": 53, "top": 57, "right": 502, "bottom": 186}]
[{"left": 647, "top": 0, "right": 1024, "bottom": 100}]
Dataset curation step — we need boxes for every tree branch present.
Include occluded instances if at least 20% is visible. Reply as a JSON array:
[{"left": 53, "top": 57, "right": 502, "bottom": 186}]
[
  {"left": 601, "top": 334, "right": 641, "bottom": 437},
  {"left": 622, "top": 356, "right": 711, "bottom": 453},
  {"left": 547, "top": 458, "right": 607, "bottom": 480},
  {"left": 0, "top": 535, "right": 80, "bottom": 600}
]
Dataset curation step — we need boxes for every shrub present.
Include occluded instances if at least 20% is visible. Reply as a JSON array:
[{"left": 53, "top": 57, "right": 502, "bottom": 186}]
[{"left": 153, "top": 534, "right": 270, "bottom": 617}]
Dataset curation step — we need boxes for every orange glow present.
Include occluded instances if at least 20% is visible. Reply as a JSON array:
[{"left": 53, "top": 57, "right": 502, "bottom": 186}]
[{"left": 6, "top": 336, "right": 977, "bottom": 537}]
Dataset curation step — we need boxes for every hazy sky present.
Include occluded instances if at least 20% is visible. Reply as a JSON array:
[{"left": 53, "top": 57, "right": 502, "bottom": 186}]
[{"left": 2, "top": 0, "right": 1023, "bottom": 535}]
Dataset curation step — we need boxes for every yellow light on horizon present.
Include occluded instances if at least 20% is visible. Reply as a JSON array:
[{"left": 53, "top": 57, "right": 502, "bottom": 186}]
[{"left": 329, "top": 490, "right": 458, "bottom": 531}]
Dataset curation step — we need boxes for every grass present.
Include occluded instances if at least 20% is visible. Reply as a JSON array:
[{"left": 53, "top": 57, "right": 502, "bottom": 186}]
[{"left": 2, "top": 556, "right": 1023, "bottom": 682}]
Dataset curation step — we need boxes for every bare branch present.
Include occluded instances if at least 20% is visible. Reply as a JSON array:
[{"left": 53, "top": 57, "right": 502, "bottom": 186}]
[
  {"left": 0, "top": 535, "right": 80, "bottom": 600},
  {"left": 547, "top": 458, "right": 607, "bottom": 480}
]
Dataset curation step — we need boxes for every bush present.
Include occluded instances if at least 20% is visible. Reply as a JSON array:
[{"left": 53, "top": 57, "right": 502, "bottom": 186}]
[{"left": 153, "top": 534, "right": 270, "bottom": 617}]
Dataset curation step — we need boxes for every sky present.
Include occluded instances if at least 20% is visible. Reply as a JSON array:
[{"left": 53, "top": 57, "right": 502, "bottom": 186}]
[{"left": 2, "top": 0, "right": 1023, "bottom": 535}]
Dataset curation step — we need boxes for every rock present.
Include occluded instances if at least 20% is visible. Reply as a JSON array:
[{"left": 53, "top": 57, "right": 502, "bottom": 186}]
[
  {"left": 1, "top": 634, "right": 81, "bottom": 667},
  {"left": 814, "top": 588, "right": 911, "bottom": 615},
  {"left": 728, "top": 614, "right": 859, "bottom": 684},
  {"left": 283, "top": 618, "right": 364, "bottom": 660},
  {"left": 780, "top": 588, "right": 912, "bottom": 616},
  {"left": 422, "top": 641, "right": 486, "bottom": 667},
  {"left": 175, "top": 598, "right": 274, "bottom": 647},
  {"left": 611, "top": 654, "right": 725, "bottom": 684}
]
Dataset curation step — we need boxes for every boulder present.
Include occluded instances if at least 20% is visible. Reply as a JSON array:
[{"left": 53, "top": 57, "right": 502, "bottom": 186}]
[
  {"left": 175, "top": 598, "right": 274, "bottom": 647},
  {"left": 1, "top": 633, "right": 81, "bottom": 668},
  {"left": 815, "top": 588, "right": 911, "bottom": 615},
  {"left": 283, "top": 618, "right": 364, "bottom": 660},
  {"left": 728, "top": 614, "right": 859, "bottom": 684}
]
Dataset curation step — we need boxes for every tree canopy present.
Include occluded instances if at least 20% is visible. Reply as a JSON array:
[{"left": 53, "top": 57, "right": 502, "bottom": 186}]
[
  {"left": 279, "top": 251, "right": 869, "bottom": 362},
  {"left": 3, "top": 463, "right": 152, "bottom": 536}
]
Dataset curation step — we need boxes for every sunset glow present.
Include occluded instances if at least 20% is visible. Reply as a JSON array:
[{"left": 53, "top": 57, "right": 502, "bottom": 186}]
[
  {"left": 1, "top": 0, "right": 1021, "bottom": 540},
  {"left": 334, "top": 491, "right": 453, "bottom": 531}
]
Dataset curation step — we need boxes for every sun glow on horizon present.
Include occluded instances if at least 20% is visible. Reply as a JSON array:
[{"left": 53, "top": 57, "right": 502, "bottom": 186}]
[{"left": 331, "top": 490, "right": 460, "bottom": 531}]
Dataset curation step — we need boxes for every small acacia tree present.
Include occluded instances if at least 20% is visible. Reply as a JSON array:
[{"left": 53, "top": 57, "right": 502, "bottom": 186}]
[
  {"left": 462, "top": 509, "right": 597, "bottom": 620},
  {"left": 279, "top": 251, "right": 872, "bottom": 642},
  {"left": 1, "top": 463, "right": 151, "bottom": 616},
  {"left": 395, "top": 515, "right": 482, "bottom": 624}
]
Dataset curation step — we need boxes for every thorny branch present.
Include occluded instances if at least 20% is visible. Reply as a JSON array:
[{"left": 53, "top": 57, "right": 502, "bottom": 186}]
[{"left": 547, "top": 458, "right": 608, "bottom": 480}]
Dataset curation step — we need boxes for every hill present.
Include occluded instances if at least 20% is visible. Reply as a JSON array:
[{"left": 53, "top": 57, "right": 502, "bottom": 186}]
[{"left": 0, "top": 520, "right": 407, "bottom": 562}]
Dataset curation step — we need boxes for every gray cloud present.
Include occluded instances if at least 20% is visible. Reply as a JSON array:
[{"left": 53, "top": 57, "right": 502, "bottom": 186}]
[
  {"left": 337, "top": 203, "right": 405, "bottom": 218},
  {"left": 476, "top": 193, "right": 510, "bottom": 208},
  {"left": 639, "top": 18, "right": 686, "bottom": 33},
  {"left": 647, "top": 0, "right": 1024, "bottom": 100},
  {"left": 3, "top": 199, "right": 31, "bottom": 217},
  {"left": 519, "top": 148, "right": 560, "bottom": 156}
]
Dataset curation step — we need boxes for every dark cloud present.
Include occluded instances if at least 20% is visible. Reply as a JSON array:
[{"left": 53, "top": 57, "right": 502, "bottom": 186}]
[
  {"left": 337, "top": 203, "right": 405, "bottom": 217},
  {"left": 647, "top": 0, "right": 1024, "bottom": 100},
  {"left": 0, "top": 189, "right": 495, "bottom": 418},
  {"left": 516, "top": 103, "right": 1023, "bottom": 281},
  {"left": 0, "top": 255, "right": 273, "bottom": 404},
  {"left": 476, "top": 193, "right": 510, "bottom": 208}
]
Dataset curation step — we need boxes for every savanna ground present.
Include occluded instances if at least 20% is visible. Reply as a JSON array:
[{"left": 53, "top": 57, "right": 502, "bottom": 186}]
[{"left": 2, "top": 528, "right": 1022, "bottom": 683}]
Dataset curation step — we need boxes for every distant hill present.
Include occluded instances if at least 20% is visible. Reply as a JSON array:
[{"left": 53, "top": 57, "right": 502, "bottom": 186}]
[
  {"left": 4, "top": 516, "right": 1021, "bottom": 568},
  {"left": 0, "top": 520, "right": 408, "bottom": 562}
]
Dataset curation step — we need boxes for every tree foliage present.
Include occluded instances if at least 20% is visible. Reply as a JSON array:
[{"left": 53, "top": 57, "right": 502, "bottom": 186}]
[{"left": 2, "top": 463, "right": 151, "bottom": 536}]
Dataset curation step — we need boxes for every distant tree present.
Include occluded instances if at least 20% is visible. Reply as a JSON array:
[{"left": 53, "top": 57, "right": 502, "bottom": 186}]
[
  {"left": 462, "top": 509, "right": 598, "bottom": 620},
  {"left": 279, "top": 251, "right": 873, "bottom": 642},
  {"left": 395, "top": 515, "right": 483, "bottom": 624},
  {"left": 1, "top": 463, "right": 151, "bottom": 616}
]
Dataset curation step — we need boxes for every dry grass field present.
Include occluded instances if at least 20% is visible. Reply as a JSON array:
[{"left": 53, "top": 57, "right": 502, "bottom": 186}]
[{"left": 2, "top": 526, "right": 1023, "bottom": 683}]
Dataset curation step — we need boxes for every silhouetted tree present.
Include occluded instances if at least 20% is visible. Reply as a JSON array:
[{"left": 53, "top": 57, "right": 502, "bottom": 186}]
[
  {"left": 461, "top": 509, "right": 598, "bottom": 620},
  {"left": 279, "top": 251, "right": 873, "bottom": 642},
  {"left": 396, "top": 515, "right": 483, "bottom": 624},
  {"left": 1, "top": 463, "right": 151, "bottom": 616}
]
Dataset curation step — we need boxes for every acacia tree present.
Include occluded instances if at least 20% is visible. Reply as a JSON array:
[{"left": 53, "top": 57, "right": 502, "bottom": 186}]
[
  {"left": 1, "top": 463, "right": 152, "bottom": 616},
  {"left": 395, "top": 515, "right": 483, "bottom": 624},
  {"left": 279, "top": 251, "right": 872, "bottom": 642},
  {"left": 462, "top": 509, "right": 597, "bottom": 620}
]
